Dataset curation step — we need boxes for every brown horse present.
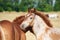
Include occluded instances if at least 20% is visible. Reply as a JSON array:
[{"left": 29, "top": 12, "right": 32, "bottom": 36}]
[{"left": 0, "top": 15, "right": 27, "bottom": 40}]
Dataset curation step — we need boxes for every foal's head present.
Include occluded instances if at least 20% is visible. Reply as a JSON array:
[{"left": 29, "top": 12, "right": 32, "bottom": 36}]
[
  {"left": 20, "top": 13, "right": 35, "bottom": 31},
  {"left": 20, "top": 8, "right": 53, "bottom": 33}
]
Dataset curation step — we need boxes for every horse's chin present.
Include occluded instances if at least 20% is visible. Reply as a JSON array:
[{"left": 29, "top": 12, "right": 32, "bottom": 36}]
[
  {"left": 25, "top": 26, "right": 33, "bottom": 33},
  {"left": 20, "top": 25, "right": 33, "bottom": 33}
]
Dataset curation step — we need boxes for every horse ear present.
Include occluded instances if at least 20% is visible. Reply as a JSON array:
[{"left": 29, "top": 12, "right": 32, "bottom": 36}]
[
  {"left": 28, "top": 8, "right": 36, "bottom": 13},
  {"left": 28, "top": 8, "right": 31, "bottom": 12},
  {"left": 31, "top": 8, "right": 36, "bottom": 12},
  {"left": 33, "top": 8, "right": 36, "bottom": 12}
]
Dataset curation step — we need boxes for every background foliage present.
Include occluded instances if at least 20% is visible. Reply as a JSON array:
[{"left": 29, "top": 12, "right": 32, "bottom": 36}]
[{"left": 0, "top": 0, "right": 60, "bottom": 12}]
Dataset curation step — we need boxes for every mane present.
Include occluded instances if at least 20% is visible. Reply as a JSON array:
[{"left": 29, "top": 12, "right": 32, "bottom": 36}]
[
  {"left": 13, "top": 15, "right": 25, "bottom": 25},
  {"left": 0, "top": 20, "right": 11, "bottom": 24},
  {"left": 34, "top": 11, "right": 53, "bottom": 27}
]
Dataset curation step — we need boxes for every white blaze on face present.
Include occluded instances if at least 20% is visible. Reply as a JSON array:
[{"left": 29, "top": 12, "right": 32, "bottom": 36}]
[
  {"left": 25, "top": 13, "right": 30, "bottom": 17},
  {"left": 20, "top": 20, "right": 30, "bottom": 30}
]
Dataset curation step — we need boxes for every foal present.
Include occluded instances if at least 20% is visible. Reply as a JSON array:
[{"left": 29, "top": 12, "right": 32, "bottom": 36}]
[{"left": 20, "top": 12, "right": 60, "bottom": 40}]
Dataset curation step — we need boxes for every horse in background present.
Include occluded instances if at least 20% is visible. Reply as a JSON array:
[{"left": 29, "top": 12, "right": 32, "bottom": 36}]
[
  {"left": 0, "top": 15, "right": 27, "bottom": 40},
  {"left": 46, "top": 14, "right": 58, "bottom": 19},
  {"left": 20, "top": 9, "right": 60, "bottom": 40}
]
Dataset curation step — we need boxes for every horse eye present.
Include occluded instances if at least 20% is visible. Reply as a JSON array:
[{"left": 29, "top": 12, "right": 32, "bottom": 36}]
[{"left": 30, "top": 17, "right": 33, "bottom": 19}]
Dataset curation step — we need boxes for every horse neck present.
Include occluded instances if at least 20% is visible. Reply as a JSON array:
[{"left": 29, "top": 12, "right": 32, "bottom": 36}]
[{"left": 33, "top": 15, "right": 49, "bottom": 38}]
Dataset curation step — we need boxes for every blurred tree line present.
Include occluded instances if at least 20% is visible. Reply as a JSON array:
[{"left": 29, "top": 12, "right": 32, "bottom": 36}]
[{"left": 0, "top": 0, "right": 60, "bottom": 12}]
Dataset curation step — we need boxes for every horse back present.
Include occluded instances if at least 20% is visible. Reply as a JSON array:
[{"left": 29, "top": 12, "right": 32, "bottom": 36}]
[{"left": 0, "top": 20, "right": 15, "bottom": 40}]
